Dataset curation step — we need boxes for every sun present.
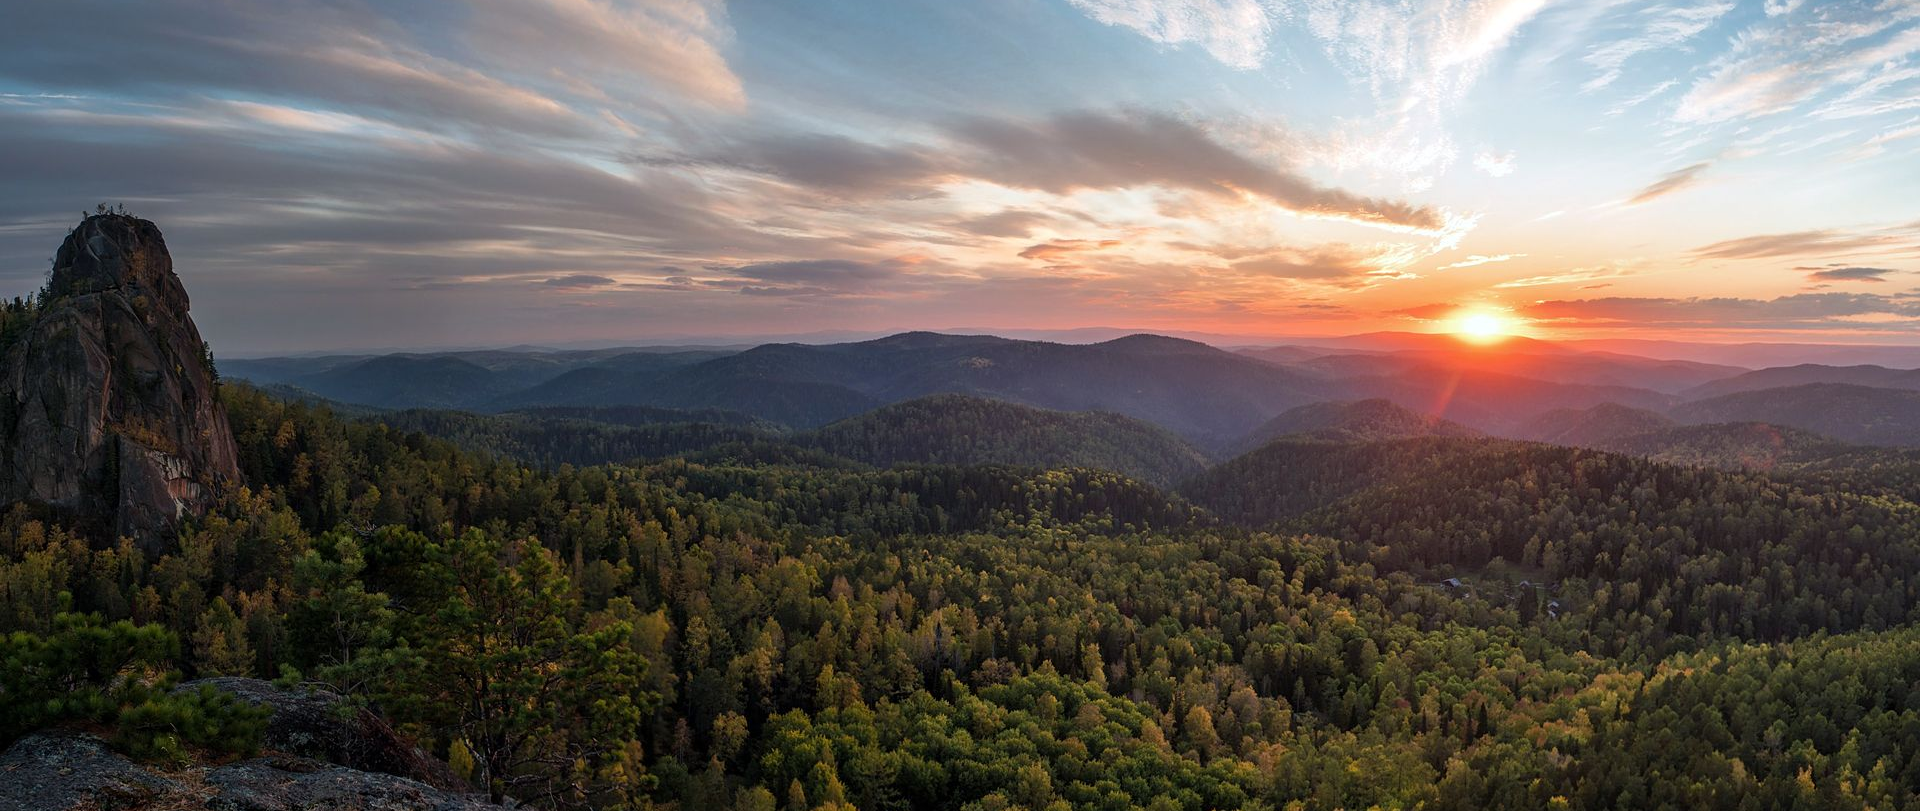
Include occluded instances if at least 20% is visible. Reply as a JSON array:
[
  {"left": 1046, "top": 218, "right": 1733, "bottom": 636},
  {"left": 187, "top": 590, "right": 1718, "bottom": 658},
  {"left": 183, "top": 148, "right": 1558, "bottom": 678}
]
[{"left": 1453, "top": 311, "right": 1511, "bottom": 344}]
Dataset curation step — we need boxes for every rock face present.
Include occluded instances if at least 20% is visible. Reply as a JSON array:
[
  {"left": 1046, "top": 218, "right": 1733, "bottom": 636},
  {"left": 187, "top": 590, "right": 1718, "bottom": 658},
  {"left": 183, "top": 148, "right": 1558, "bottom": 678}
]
[
  {"left": 177, "top": 677, "right": 464, "bottom": 790},
  {"left": 0, "top": 680, "right": 492, "bottom": 810},
  {"left": 0, "top": 214, "right": 240, "bottom": 550}
]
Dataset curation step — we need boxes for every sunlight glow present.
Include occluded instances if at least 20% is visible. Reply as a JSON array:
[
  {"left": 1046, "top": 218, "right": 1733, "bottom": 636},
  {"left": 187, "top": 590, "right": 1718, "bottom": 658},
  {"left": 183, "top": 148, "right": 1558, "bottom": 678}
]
[{"left": 1454, "top": 312, "right": 1510, "bottom": 343}]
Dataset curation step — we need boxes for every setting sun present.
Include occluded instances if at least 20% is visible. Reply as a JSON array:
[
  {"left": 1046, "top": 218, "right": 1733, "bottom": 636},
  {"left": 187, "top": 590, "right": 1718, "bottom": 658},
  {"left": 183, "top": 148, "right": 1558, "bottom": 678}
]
[{"left": 1454, "top": 312, "right": 1510, "bottom": 343}]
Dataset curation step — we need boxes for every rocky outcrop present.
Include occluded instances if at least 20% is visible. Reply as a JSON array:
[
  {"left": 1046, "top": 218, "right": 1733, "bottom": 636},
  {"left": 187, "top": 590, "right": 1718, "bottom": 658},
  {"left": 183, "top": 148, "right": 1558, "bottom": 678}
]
[
  {"left": 0, "top": 680, "right": 493, "bottom": 810},
  {"left": 1, "top": 214, "right": 240, "bottom": 550},
  {"left": 0, "top": 730, "right": 183, "bottom": 810},
  {"left": 177, "top": 677, "right": 464, "bottom": 790},
  {"left": 0, "top": 733, "right": 498, "bottom": 811}
]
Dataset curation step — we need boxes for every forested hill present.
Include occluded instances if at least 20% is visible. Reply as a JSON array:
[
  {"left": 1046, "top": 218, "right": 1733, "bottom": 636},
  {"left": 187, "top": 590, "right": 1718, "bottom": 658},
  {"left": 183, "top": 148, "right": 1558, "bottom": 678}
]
[
  {"left": 1234, "top": 398, "right": 1479, "bottom": 453},
  {"left": 1515, "top": 402, "right": 1675, "bottom": 446},
  {"left": 7, "top": 382, "right": 1920, "bottom": 809},
  {"left": 798, "top": 394, "right": 1211, "bottom": 487},
  {"left": 1185, "top": 435, "right": 1920, "bottom": 653},
  {"left": 1671, "top": 382, "right": 1920, "bottom": 446},
  {"left": 1590, "top": 421, "right": 1855, "bottom": 470}
]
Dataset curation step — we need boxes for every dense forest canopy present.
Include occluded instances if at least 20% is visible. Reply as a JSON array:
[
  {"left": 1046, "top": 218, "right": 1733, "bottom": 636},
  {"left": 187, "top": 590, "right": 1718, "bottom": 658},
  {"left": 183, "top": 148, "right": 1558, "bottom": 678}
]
[{"left": 5, "top": 381, "right": 1920, "bottom": 810}]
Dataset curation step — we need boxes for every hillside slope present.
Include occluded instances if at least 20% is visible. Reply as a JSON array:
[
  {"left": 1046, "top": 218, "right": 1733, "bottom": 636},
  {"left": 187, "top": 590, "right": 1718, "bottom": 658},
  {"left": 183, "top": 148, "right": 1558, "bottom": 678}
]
[
  {"left": 1235, "top": 398, "right": 1479, "bottom": 453},
  {"left": 800, "top": 394, "right": 1211, "bottom": 486},
  {"left": 1671, "top": 383, "right": 1920, "bottom": 446},
  {"left": 1683, "top": 363, "right": 1920, "bottom": 399},
  {"left": 1517, "top": 402, "right": 1676, "bottom": 446}
]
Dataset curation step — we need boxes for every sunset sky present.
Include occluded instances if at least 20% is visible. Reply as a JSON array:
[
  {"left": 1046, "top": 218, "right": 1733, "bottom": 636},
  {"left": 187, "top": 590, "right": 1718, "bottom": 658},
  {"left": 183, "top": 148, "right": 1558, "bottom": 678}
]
[{"left": 5, "top": 0, "right": 1920, "bottom": 353}]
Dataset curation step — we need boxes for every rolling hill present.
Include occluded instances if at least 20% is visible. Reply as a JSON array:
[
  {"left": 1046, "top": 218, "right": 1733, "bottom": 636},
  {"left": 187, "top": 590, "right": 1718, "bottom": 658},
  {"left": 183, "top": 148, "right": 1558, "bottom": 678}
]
[
  {"left": 1278, "top": 347, "right": 1740, "bottom": 394},
  {"left": 1671, "top": 383, "right": 1920, "bottom": 447},
  {"left": 798, "top": 394, "right": 1211, "bottom": 486},
  {"left": 501, "top": 332, "right": 1330, "bottom": 449},
  {"left": 1337, "top": 367, "right": 1676, "bottom": 435},
  {"left": 1234, "top": 398, "right": 1479, "bottom": 453},
  {"left": 1591, "top": 422, "right": 1853, "bottom": 470},
  {"left": 1681, "top": 363, "right": 1920, "bottom": 399},
  {"left": 1517, "top": 402, "right": 1676, "bottom": 447}
]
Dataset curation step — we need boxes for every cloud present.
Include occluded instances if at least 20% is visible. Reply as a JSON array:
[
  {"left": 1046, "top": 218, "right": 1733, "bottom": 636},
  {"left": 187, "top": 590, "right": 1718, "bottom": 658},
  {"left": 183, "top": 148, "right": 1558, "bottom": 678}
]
[
  {"left": 1391, "top": 302, "right": 1469, "bottom": 322},
  {"left": 1608, "top": 79, "right": 1677, "bottom": 115},
  {"left": 1628, "top": 162, "right": 1710, "bottom": 205},
  {"left": 460, "top": 0, "right": 744, "bottom": 110},
  {"left": 1285, "top": 0, "right": 1554, "bottom": 186},
  {"left": 958, "top": 210, "right": 1058, "bottom": 238},
  {"left": 692, "top": 111, "right": 1451, "bottom": 234},
  {"left": 721, "top": 132, "right": 943, "bottom": 194},
  {"left": 1672, "top": 3, "right": 1920, "bottom": 129},
  {"left": 543, "top": 274, "right": 618, "bottom": 288},
  {"left": 1065, "top": 0, "right": 1274, "bottom": 69},
  {"left": 1438, "top": 253, "right": 1522, "bottom": 270},
  {"left": 1693, "top": 226, "right": 1920, "bottom": 260},
  {"left": 1227, "top": 245, "right": 1380, "bottom": 281},
  {"left": 1581, "top": 1, "right": 1735, "bottom": 92},
  {"left": 0, "top": 0, "right": 746, "bottom": 142},
  {"left": 718, "top": 259, "right": 907, "bottom": 296},
  {"left": 1493, "top": 265, "right": 1633, "bottom": 288},
  {"left": 1019, "top": 239, "right": 1123, "bottom": 263},
  {"left": 1473, "top": 150, "right": 1516, "bottom": 177},
  {"left": 1519, "top": 292, "right": 1920, "bottom": 330},
  {"left": 952, "top": 111, "right": 1450, "bottom": 232},
  {"left": 1798, "top": 265, "right": 1900, "bottom": 282}
]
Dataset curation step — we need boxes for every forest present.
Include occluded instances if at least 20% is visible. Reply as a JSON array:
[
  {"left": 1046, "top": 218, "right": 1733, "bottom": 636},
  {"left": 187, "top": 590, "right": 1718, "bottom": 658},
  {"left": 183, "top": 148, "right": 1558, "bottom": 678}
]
[{"left": 4, "top": 382, "right": 1920, "bottom": 810}]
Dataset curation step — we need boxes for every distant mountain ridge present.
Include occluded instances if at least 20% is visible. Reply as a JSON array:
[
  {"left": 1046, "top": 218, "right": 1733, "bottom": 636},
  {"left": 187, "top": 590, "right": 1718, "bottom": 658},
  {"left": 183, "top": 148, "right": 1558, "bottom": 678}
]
[
  {"left": 1682, "top": 364, "right": 1920, "bottom": 399},
  {"left": 235, "top": 331, "right": 1331, "bottom": 451},
  {"left": 227, "top": 331, "right": 1920, "bottom": 455}
]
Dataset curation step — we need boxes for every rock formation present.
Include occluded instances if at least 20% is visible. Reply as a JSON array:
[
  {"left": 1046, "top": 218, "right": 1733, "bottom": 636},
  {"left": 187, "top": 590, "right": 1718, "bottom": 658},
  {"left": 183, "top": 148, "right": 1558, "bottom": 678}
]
[
  {"left": 1, "top": 213, "right": 240, "bottom": 550},
  {"left": 0, "top": 731, "right": 498, "bottom": 811},
  {"left": 176, "top": 677, "right": 465, "bottom": 789},
  {"left": 0, "top": 679, "right": 493, "bottom": 810}
]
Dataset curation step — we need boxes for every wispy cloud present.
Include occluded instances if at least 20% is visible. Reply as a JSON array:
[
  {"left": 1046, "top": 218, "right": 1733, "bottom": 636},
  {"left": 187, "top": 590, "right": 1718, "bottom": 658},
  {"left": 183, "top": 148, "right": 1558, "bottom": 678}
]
[
  {"left": 1581, "top": 0, "right": 1734, "bottom": 92},
  {"left": 1227, "top": 244, "right": 1382, "bottom": 282},
  {"left": 1493, "top": 265, "right": 1634, "bottom": 288},
  {"left": 1439, "top": 253, "right": 1523, "bottom": 270},
  {"left": 1065, "top": 0, "right": 1275, "bottom": 69},
  {"left": 1694, "top": 225, "right": 1920, "bottom": 260},
  {"left": 1473, "top": 150, "right": 1516, "bottom": 177},
  {"left": 1019, "top": 238, "right": 1123, "bottom": 265},
  {"left": 1627, "top": 161, "right": 1710, "bottom": 204},
  {"left": 1521, "top": 292, "right": 1920, "bottom": 330},
  {"left": 543, "top": 274, "right": 618, "bottom": 288},
  {"left": 1284, "top": 0, "right": 1556, "bottom": 187},
  {"left": 1607, "top": 79, "right": 1676, "bottom": 115},
  {"left": 693, "top": 111, "right": 1456, "bottom": 234},
  {"left": 1797, "top": 264, "right": 1901, "bottom": 282},
  {"left": 1673, "top": 2, "right": 1920, "bottom": 128}
]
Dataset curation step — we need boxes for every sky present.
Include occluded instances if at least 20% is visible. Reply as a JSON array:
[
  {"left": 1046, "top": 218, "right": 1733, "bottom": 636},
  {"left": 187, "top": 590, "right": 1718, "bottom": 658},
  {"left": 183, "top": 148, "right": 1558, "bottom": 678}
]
[{"left": 4, "top": 0, "right": 1920, "bottom": 353}]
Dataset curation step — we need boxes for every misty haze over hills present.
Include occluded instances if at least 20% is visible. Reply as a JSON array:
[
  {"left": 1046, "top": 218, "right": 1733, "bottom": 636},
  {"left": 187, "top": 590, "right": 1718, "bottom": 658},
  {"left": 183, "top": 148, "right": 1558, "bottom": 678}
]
[{"left": 225, "top": 330, "right": 1920, "bottom": 454}]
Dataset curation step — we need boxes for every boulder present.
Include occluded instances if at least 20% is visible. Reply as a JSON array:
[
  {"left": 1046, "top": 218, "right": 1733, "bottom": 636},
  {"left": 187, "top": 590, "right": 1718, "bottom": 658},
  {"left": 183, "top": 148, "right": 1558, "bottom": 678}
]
[
  {"left": 205, "top": 757, "right": 498, "bottom": 811},
  {"left": 0, "top": 730, "right": 185, "bottom": 811}
]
